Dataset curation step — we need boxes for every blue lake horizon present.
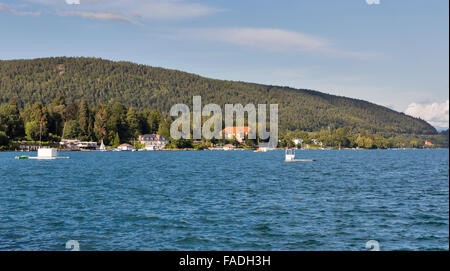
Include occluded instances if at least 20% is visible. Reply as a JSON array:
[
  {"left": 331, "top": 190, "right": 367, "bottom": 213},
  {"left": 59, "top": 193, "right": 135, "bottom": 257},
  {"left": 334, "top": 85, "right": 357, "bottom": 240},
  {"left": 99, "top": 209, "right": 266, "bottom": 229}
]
[{"left": 0, "top": 149, "right": 448, "bottom": 250}]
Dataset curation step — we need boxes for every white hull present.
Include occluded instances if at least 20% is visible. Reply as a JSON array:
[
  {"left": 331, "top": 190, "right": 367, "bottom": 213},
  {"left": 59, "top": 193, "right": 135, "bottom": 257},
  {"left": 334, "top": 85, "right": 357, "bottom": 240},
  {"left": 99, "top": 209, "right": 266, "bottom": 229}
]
[
  {"left": 29, "top": 156, "right": 69, "bottom": 160},
  {"left": 29, "top": 147, "right": 70, "bottom": 160}
]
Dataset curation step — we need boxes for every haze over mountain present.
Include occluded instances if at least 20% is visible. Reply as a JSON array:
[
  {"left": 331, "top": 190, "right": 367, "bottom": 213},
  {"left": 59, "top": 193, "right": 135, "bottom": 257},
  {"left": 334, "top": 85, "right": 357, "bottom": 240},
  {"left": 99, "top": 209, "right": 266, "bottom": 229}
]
[{"left": 0, "top": 57, "right": 437, "bottom": 135}]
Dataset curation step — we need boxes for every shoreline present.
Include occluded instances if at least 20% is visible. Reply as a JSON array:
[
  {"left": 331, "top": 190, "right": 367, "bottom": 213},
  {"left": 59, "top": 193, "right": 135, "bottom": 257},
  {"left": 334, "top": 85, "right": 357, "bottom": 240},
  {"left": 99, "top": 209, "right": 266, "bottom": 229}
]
[{"left": 2, "top": 147, "right": 448, "bottom": 153}]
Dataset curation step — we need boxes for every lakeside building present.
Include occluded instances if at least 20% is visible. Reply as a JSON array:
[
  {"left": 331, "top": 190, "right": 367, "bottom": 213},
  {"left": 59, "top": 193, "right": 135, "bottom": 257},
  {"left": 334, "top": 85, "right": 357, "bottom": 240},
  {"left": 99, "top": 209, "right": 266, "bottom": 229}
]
[
  {"left": 424, "top": 140, "right": 434, "bottom": 147},
  {"left": 138, "top": 134, "right": 169, "bottom": 150},
  {"left": 117, "top": 143, "right": 133, "bottom": 151},
  {"left": 19, "top": 145, "right": 40, "bottom": 151},
  {"left": 222, "top": 126, "right": 251, "bottom": 143},
  {"left": 293, "top": 138, "right": 303, "bottom": 146},
  {"left": 59, "top": 139, "right": 98, "bottom": 150},
  {"left": 311, "top": 139, "right": 323, "bottom": 147}
]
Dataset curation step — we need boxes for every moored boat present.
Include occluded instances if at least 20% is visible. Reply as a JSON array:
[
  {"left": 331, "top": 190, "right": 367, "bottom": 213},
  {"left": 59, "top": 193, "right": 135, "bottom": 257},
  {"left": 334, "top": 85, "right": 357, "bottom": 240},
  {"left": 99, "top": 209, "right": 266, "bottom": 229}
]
[{"left": 28, "top": 147, "right": 69, "bottom": 160}]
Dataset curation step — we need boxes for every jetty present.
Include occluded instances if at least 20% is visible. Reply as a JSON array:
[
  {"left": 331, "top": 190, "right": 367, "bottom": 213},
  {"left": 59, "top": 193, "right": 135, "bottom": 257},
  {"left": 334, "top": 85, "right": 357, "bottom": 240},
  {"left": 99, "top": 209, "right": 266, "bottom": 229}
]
[
  {"left": 285, "top": 149, "right": 315, "bottom": 162},
  {"left": 27, "top": 148, "right": 69, "bottom": 160}
]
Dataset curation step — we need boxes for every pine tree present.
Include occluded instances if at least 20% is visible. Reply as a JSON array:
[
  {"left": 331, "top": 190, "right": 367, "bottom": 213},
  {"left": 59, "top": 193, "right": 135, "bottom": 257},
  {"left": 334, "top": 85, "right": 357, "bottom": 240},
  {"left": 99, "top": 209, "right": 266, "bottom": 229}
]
[
  {"left": 62, "top": 120, "right": 81, "bottom": 139},
  {"left": 23, "top": 102, "right": 49, "bottom": 140},
  {"left": 94, "top": 105, "right": 108, "bottom": 142},
  {"left": 113, "top": 132, "right": 120, "bottom": 147},
  {"left": 0, "top": 101, "right": 24, "bottom": 138},
  {"left": 108, "top": 102, "right": 129, "bottom": 142},
  {"left": 147, "top": 110, "right": 161, "bottom": 134},
  {"left": 126, "top": 107, "right": 141, "bottom": 139},
  {"left": 78, "top": 99, "right": 90, "bottom": 138},
  {"left": 157, "top": 118, "right": 171, "bottom": 138}
]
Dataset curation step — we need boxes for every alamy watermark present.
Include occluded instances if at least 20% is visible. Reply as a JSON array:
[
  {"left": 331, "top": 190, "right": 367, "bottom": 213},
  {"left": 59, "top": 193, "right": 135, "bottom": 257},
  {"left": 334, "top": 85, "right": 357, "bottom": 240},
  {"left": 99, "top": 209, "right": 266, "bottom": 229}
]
[
  {"left": 365, "top": 240, "right": 380, "bottom": 251},
  {"left": 65, "top": 0, "right": 80, "bottom": 5},
  {"left": 365, "top": 0, "right": 380, "bottom": 5},
  {"left": 170, "top": 96, "right": 279, "bottom": 148},
  {"left": 66, "top": 240, "right": 80, "bottom": 251}
]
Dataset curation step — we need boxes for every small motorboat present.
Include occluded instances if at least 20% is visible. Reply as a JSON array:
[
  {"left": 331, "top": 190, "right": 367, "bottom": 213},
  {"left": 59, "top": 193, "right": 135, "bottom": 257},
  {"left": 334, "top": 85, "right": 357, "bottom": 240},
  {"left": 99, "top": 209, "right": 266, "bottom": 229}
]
[{"left": 285, "top": 148, "right": 315, "bottom": 162}]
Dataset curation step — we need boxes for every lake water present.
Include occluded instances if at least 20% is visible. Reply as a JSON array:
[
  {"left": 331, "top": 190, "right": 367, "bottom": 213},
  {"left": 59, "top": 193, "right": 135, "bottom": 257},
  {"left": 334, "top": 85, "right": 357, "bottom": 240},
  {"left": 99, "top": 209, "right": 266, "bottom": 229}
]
[{"left": 0, "top": 149, "right": 448, "bottom": 251}]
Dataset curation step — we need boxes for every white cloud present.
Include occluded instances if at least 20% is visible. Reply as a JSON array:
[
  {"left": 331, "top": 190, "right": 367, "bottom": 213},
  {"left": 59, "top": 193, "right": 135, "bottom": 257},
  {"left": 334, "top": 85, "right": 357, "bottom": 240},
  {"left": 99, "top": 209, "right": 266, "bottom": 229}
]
[
  {"left": 404, "top": 100, "right": 449, "bottom": 128},
  {"left": 17, "top": 0, "right": 220, "bottom": 24},
  {"left": 57, "top": 11, "right": 142, "bottom": 25},
  {"left": 180, "top": 27, "right": 380, "bottom": 59},
  {"left": 127, "top": 1, "right": 221, "bottom": 20},
  {"left": 0, "top": 3, "right": 40, "bottom": 16},
  {"left": 194, "top": 28, "right": 328, "bottom": 52}
]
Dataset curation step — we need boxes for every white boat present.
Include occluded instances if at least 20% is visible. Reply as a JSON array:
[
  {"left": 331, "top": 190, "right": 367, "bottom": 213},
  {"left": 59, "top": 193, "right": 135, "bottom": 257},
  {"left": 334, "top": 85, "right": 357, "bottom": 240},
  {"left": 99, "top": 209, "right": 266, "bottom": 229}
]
[
  {"left": 285, "top": 149, "right": 296, "bottom": 161},
  {"left": 29, "top": 147, "right": 69, "bottom": 160},
  {"left": 285, "top": 148, "right": 315, "bottom": 162},
  {"left": 99, "top": 140, "right": 106, "bottom": 151}
]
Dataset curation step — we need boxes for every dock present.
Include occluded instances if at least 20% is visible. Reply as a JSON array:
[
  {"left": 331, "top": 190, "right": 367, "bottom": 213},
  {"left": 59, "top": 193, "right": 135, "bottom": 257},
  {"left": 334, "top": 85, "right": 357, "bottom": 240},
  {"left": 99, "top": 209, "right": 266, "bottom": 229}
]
[
  {"left": 285, "top": 159, "right": 316, "bottom": 162},
  {"left": 284, "top": 149, "right": 315, "bottom": 162}
]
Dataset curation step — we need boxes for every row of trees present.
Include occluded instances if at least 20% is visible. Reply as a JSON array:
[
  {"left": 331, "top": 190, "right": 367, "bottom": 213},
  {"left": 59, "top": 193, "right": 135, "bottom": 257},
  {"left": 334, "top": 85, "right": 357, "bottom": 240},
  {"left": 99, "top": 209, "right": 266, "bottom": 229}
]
[
  {"left": 0, "top": 96, "right": 170, "bottom": 147},
  {"left": 278, "top": 127, "right": 449, "bottom": 149},
  {"left": 1, "top": 98, "right": 448, "bottom": 150}
]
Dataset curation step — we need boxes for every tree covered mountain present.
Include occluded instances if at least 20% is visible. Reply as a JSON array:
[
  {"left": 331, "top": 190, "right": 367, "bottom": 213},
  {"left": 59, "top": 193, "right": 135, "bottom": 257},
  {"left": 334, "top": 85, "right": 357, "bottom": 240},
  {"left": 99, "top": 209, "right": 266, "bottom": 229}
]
[{"left": 0, "top": 57, "right": 437, "bottom": 135}]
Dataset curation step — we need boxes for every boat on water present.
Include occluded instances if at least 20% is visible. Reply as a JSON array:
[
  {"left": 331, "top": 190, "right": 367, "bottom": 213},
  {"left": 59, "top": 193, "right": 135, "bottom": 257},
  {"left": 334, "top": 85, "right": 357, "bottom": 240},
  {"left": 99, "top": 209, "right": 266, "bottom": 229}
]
[
  {"left": 285, "top": 148, "right": 315, "bottom": 162},
  {"left": 16, "top": 147, "right": 70, "bottom": 160},
  {"left": 16, "top": 121, "right": 69, "bottom": 159},
  {"left": 99, "top": 140, "right": 106, "bottom": 151}
]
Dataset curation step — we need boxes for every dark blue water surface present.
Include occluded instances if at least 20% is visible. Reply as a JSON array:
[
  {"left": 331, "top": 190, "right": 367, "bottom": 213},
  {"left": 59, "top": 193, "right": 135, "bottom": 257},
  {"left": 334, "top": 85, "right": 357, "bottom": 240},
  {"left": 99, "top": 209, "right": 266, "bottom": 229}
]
[{"left": 0, "top": 149, "right": 448, "bottom": 251}]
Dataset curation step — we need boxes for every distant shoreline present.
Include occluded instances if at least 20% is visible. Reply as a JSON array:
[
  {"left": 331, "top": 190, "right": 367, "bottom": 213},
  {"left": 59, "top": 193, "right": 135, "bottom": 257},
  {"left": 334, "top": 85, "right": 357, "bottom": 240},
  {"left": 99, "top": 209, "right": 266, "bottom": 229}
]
[{"left": 2, "top": 148, "right": 448, "bottom": 153}]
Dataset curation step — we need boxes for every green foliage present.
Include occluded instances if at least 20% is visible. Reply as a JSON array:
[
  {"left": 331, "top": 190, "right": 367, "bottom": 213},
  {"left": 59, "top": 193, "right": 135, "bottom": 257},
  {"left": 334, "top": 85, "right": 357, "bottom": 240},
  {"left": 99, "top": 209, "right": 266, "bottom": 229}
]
[
  {"left": 279, "top": 126, "right": 448, "bottom": 149},
  {"left": 126, "top": 107, "right": 142, "bottom": 138},
  {"left": 0, "top": 57, "right": 447, "bottom": 149},
  {"left": 25, "top": 121, "right": 41, "bottom": 141},
  {"left": 108, "top": 102, "right": 129, "bottom": 142},
  {"left": 63, "top": 120, "right": 81, "bottom": 139},
  {"left": 112, "top": 132, "right": 120, "bottom": 147},
  {"left": 0, "top": 57, "right": 437, "bottom": 135},
  {"left": 94, "top": 105, "right": 108, "bottom": 142},
  {"left": 157, "top": 118, "right": 171, "bottom": 139},
  {"left": 78, "top": 99, "right": 91, "bottom": 138},
  {"left": 0, "top": 98, "right": 165, "bottom": 146},
  {"left": 147, "top": 110, "right": 161, "bottom": 134},
  {"left": 172, "top": 138, "right": 193, "bottom": 149},
  {"left": 0, "top": 101, "right": 24, "bottom": 138},
  {"left": 0, "top": 131, "right": 9, "bottom": 146}
]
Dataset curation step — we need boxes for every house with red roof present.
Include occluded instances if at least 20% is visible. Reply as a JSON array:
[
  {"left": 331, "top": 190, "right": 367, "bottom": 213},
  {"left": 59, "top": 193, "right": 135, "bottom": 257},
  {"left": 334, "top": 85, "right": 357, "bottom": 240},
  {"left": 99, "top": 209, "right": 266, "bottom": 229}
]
[{"left": 221, "top": 126, "right": 251, "bottom": 143}]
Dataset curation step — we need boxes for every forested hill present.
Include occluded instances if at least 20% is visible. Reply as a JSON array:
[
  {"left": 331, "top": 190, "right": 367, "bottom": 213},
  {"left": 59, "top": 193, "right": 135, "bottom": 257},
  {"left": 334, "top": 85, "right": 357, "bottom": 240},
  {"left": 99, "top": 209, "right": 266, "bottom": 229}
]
[{"left": 0, "top": 57, "right": 436, "bottom": 135}]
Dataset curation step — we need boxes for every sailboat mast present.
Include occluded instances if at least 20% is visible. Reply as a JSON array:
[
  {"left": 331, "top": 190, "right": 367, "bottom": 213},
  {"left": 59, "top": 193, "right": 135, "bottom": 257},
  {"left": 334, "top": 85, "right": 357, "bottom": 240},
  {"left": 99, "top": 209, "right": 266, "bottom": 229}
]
[{"left": 39, "top": 121, "right": 42, "bottom": 146}]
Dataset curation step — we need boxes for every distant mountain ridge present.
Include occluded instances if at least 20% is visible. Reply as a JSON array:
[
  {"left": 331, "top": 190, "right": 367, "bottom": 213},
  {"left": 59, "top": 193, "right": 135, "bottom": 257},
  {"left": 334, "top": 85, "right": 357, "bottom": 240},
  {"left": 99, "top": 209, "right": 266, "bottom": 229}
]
[{"left": 0, "top": 57, "right": 437, "bottom": 135}]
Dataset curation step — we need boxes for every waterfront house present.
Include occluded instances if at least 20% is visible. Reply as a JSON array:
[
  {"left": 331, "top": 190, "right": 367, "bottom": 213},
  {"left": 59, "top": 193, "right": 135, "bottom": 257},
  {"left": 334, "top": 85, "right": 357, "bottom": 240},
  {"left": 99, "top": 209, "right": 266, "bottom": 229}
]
[
  {"left": 19, "top": 144, "right": 40, "bottom": 151},
  {"left": 59, "top": 139, "right": 98, "bottom": 150},
  {"left": 292, "top": 138, "right": 303, "bottom": 146},
  {"left": 424, "top": 140, "right": 433, "bottom": 147},
  {"left": 59, "top": 139, "right": 79, "bottom": 150},
  {"left": 138, "top": 134, "right": 169, "bottom": 150},
  {"left": 78, "top": 141, "right": 98, "bottom": 150},
  {"left": 117, "top": 143, "right": 134, "bottom": 151},
  {"left": 311, "top": 139, "right": 323, "bottom": 147},
  {"left": 222, "top": 126, "right": 251, "bottom": 143}
]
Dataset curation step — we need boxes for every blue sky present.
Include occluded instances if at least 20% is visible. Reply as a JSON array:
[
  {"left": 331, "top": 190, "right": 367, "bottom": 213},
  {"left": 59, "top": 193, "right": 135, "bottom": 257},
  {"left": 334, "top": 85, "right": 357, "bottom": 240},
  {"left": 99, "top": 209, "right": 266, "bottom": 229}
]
[{"left": 0, "top": 0, "right": 448, "bottom": 128}]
